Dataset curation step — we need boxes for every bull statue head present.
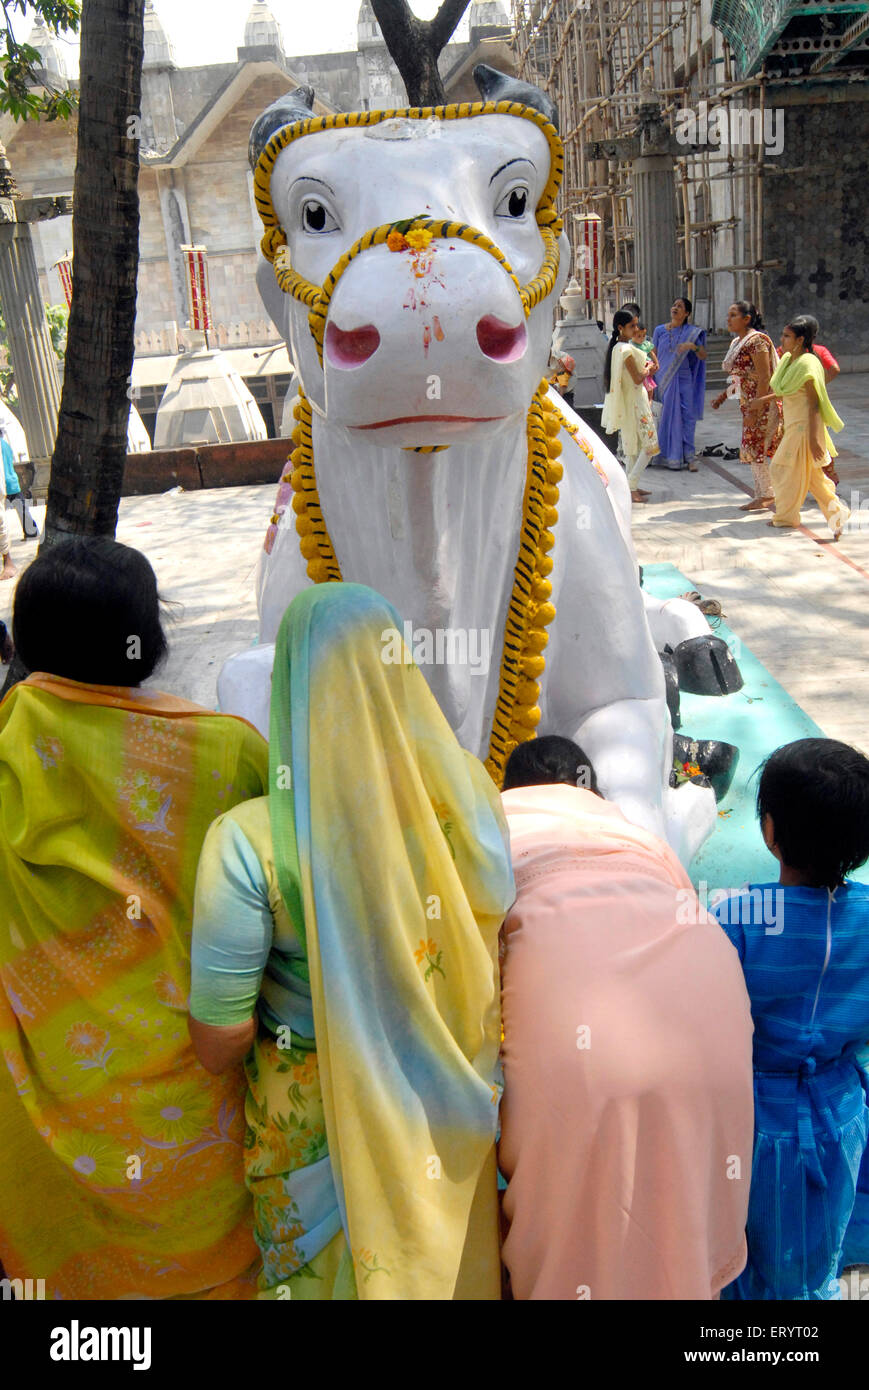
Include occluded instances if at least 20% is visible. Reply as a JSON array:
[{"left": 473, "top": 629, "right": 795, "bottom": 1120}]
[{"left": 250, "top": 69, "right": 570, "bottom": 449}]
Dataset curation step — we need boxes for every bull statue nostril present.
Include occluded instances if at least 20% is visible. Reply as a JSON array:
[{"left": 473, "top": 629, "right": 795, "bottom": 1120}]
[
  {"left": 325, "top": 321, "right": 382, "bottom": 368},
  {"left": 476, "top": 314, "right": 528, "bottom": 363}
]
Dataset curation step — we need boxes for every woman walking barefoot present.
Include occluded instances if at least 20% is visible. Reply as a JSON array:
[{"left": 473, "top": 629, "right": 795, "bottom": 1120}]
[
  {"left": 601, "top": 309, "right": 659, "bottom": 503},
  {"left": 749, "top": 316, "right": 849, "bottom": 539},
  {"left": 712, "top": 302, "right": 782, "bottom": 512}
]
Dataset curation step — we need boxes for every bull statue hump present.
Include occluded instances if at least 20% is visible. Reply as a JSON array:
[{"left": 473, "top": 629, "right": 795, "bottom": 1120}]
[{"left": 218, "top": 72, "right": 723, "bottom": 864}]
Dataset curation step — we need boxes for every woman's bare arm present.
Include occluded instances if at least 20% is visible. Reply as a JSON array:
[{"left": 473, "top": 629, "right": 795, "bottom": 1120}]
[{"left": 188, "top": 1015, "right": 256, "bottom": 1074}]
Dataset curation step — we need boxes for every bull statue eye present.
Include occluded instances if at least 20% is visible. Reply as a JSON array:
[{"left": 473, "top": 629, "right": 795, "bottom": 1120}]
[
  {"left": 495, "top": 185, "right": 530, "bottom": 220},
  {"left": 301, "top": 200, "right": 338, "bottom": 234}
]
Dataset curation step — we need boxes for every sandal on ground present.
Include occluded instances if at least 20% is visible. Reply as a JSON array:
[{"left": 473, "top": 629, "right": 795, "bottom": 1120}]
[
  {"left": 687, "top": 462, "right": 699, "bottom": 472},
  {"left": 740, "top": 496, "right": 773, "bottom": 512},
  {"left": 630, "top": 490, "right": 649, "bottom": 504}
]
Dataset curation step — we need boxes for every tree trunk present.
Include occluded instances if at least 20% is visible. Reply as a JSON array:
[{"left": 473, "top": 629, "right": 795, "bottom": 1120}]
[
  {"left": 371, "top": 0, "right": 471, "bottom": 105},
  {"left": 43, "top": 0, "right": 145, "bottom": 546}
]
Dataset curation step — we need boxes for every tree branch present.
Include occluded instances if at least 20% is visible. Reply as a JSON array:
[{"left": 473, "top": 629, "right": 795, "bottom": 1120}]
[
  {"left": 427, "top": 0, "right": 471, "bottom": 54},
  {"left": 370, "top": 0, "right": 417, "bottom": 47},
  {"left": 371, "top": 0, "right": 470, "bottom": 104}
]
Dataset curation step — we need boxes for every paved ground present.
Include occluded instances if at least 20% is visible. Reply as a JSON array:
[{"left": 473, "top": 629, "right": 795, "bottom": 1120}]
[
  {"left": 634, "top": 372, "right": 869, "bottom": 755},
  {"left": 2, "top": 373, "right": 868, "bottom": 754}
]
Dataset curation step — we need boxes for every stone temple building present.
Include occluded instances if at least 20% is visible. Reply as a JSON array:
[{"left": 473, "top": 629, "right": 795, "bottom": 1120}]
[{"left": 0, "top": 0, "right": 514, "bottom": 441}]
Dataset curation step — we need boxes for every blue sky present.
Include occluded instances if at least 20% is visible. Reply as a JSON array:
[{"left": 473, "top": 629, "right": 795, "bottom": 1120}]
[{"left": 37, "top": 1, "right": 471, "bottom": 75}]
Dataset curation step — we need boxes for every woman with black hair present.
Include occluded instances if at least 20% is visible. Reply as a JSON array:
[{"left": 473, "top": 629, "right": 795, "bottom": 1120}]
[
  {"left": 711, "top": 737, "right": 869, "bottom": 1300},
  {"left": 749, "top": 315, "right": 849, "bottom": 537},
  {"left": 0, "top": 538, "right": 269, "bottom": 1299},
  {"left": 651, "top": 296, "right": 707, "bottom": 471},
  {"left": 713, "top": 301, "right": 783, "bottom": 511},
  {"left": 601, "top": 309, "right": 659, "bottom": 502}
]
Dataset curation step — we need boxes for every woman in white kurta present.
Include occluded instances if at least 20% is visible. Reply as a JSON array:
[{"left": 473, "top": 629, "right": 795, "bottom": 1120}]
[{"left": 601, "top": 309, "right": 660, "bottom": 502}]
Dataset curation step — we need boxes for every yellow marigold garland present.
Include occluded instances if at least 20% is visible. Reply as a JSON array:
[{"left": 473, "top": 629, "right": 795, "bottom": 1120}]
[{"left": 275, "top": 383, "right": 562, "bottom": 788}]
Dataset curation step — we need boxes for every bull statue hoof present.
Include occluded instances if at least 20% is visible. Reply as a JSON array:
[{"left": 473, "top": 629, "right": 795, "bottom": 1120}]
[
  {"left": 673, "top": 635, "right": 743, "bottom": 696},
  {"left": 673, "top": 734, "right": 739, "bottom": 803}
]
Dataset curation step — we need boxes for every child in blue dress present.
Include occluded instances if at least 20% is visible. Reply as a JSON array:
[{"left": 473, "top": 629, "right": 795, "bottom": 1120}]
[{"left": 711, "top": 737, "right": 869, "bottom": 1299}]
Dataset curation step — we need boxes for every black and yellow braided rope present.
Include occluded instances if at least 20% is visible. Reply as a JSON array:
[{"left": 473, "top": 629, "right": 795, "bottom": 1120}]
[{"left": 253, "top": 100, "right": 565, "bottom": 364}]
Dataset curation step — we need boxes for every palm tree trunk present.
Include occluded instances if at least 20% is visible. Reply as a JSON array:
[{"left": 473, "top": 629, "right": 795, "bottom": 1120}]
[{"left": 43, "top": 0, "right": 146, "bottom": 545}]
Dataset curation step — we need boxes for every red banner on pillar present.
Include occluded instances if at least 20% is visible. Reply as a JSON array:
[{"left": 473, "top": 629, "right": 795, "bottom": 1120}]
[
  {"left": 181, "top": 244, "right": 212, "bottom": 332},
  {"left": 54, "top": 255, "right": 73, "bottom": 309},
  {"left": 575, "top": 215, "right": 601, "bottom": 301}
]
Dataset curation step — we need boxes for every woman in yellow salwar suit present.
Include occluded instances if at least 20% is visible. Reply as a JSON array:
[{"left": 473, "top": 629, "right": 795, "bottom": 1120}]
[
  {"left": 0, "top": 539, "right": 268, "bottom": 1299},
  {"left": 750, "top": 315, "right": 849, "bottom": 538},
  {"left": 189, "top": 583, "right": 515, "bottom": 1300}
]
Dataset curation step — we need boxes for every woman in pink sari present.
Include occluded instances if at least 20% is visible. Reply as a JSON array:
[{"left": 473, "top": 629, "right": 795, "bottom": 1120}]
[{"left": 498, "top": 737, "right": 754, "bottom": 1300}]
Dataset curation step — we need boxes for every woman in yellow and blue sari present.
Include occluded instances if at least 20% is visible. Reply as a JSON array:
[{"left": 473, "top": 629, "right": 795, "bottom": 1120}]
[{"left": 189, "top": 583, "right": 515, "bottom": 1300}]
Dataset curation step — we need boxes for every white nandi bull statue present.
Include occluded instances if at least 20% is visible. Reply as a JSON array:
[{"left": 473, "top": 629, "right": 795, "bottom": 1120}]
[{"left": 220, "top": 67, "right": 740, "bottom": 863}]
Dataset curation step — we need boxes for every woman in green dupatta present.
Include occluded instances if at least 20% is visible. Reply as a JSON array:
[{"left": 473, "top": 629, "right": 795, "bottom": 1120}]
[
  {"left": 748, "top": 315, "right": 849, "bottom": 537},
  {"left": 189, "top": 583, "right": 515, "bottom": 1300}
]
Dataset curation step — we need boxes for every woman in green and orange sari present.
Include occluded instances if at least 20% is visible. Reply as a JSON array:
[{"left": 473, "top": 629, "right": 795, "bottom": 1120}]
[
  {"left": 0, "top": 539, "right": 268, "bottom": 1298},
  {"left": 189, "top": 583, "right": 515, "bottom": 1300}
]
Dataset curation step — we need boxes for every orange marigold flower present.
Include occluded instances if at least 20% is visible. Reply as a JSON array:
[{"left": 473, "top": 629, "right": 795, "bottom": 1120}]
[{"left": 386, "top": 231, "right": 408, "bottom": 252}]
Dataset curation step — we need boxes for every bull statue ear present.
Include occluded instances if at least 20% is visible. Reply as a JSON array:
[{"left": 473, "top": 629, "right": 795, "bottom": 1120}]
[
  {"left": 249, "top": 87, "right": 316, "bottom": 170},
  {"left": 472, "top": 63, "right": 558, "bottom": 131}
]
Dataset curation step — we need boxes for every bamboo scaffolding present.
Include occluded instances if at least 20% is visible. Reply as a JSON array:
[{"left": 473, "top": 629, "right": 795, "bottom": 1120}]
[{"left": 512, "top": 0, "right": 774, "bottom": 327}]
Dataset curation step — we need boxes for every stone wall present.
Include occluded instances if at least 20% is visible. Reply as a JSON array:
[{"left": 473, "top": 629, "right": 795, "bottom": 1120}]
[
  {"left": 285, "top": 50, "right": 363, "bottom": 113},
  {"left": 287, "top": 39, "right": 470, "bottom": 114},
  {"left": 762, "top": 87, "right": 869, "bottom": 365},
  {"left": 5, "top": 68, "right": 293, "bottom": 352}
]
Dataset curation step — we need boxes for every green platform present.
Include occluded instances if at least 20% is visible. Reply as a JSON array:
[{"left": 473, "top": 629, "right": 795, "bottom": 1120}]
[{"left": 642, "top": 562, "right": 869, "bottom": 889}]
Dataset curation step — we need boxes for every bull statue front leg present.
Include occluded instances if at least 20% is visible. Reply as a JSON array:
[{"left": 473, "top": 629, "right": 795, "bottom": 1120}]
[{"left": 540, "top": 419, "right": 717, "bottom": 863}]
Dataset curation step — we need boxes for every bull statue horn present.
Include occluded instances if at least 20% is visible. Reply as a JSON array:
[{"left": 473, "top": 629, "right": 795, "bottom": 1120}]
[
  {"left": 472, "top": 63, "right": 559, "bottom": 131},
  {"left": 249, "top": 86, "right": 315, "bottom": 170}
]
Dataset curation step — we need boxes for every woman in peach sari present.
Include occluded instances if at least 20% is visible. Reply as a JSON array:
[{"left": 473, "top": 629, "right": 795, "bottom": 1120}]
[{"left": 497, "top": 736, "right": 754, "bottom": 1300}]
